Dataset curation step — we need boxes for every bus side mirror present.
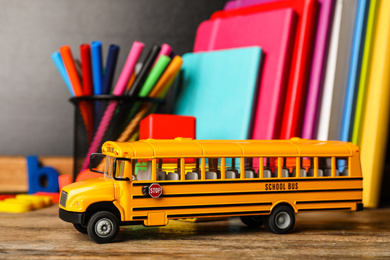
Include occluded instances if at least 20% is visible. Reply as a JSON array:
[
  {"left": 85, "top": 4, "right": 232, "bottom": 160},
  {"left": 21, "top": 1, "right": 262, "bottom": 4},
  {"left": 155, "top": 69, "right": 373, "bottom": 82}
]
[{"left": 90, "top": 153, "right": 106, "bottom": 173}]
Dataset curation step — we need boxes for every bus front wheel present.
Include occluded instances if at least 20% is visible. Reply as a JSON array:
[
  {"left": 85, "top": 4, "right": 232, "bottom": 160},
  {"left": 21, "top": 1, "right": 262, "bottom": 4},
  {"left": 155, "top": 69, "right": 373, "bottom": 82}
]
[
  {"left": 73, "top": 223, "right": 88, "bottom": 234},
  {"left": 240, "top": 215, "right": 263, "bottom": 227},
  {"left": 264, "top": 205, "right": 295, "bottom": 234},
  {"left": 87, "top": 211, "right": 119, "bottom": 244}
]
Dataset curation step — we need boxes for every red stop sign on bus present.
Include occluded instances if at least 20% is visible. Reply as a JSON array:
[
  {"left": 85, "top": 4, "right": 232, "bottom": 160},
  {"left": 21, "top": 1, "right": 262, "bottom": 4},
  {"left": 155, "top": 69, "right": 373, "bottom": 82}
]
[{"left": 149, "top": 183, "right": 162, "bottom": 198}]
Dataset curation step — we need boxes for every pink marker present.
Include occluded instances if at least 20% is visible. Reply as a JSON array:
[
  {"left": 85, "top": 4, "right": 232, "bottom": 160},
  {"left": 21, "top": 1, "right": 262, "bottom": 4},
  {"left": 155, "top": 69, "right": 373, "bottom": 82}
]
[
  {"left": 152, "top": 43, "right": 172, "bottom": 68},
  {"left": 81, "top": 41, "right": 144, "bottom": 172},
  {"left": 113, "top": 41, "right": 145, "bottom": 96}
]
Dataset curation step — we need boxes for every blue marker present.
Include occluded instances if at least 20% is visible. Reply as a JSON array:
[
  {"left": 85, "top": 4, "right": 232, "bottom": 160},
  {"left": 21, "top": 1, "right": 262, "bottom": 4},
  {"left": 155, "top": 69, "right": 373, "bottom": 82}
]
[
  {"left": 51, "top": 51, "right": 74, "bottom": 96},
  {"left": 91, "top": 41, "right": 103, "bottom": 95},
  {"left": 102, "top": 44, "right": 120, "bottom": 94}
]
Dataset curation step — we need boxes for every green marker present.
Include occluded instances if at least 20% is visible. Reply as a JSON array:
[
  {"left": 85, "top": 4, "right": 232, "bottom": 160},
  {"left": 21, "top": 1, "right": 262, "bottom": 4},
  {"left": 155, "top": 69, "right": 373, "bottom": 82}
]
[{"left": 138, "top": 55, "right": 171, "bottom": 97}]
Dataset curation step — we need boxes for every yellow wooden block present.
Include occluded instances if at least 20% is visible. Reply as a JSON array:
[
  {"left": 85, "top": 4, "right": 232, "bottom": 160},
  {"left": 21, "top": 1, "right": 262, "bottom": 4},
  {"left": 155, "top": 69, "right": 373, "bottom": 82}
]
[
  {"left": 15, "top": 195, "right": 46, "bottom": 209},
  {"left": 0, "top": 199, "right": 33, "bottom": 213},
  {"left": 33, "top": 195, "right": 52, "bottom": 206}
]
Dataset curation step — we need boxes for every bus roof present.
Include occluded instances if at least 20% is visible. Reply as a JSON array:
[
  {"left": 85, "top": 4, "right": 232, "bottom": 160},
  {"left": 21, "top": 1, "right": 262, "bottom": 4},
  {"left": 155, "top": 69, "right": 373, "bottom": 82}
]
[{"left": 101, "top": 138, "right": 359, "bottom": 159}]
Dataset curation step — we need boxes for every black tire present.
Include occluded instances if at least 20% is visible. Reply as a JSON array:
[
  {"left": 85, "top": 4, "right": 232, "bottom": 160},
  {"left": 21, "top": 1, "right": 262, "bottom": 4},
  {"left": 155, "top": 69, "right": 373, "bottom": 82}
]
[
  {"left": 87, "top": 211, "right": 119, "bottom": 244},
  {"left": 73, "top": 223, "right": 88, "bottom": 234},
  {"left": 240, "top": 215, "right": 264, "bottom": 227},
  {"left": 264, "top": 205, "right": 295, "bottom": 234}
]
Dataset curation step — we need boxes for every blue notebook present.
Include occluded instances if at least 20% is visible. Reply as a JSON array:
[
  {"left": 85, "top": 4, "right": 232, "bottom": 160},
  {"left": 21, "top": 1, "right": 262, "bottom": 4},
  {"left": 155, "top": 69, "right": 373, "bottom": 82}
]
[
  {"left": 340, "top": 0, "right": 369, "bottom": 141},
  {"left": 174, "top": 47, "right": 262, "bottom": 140}
]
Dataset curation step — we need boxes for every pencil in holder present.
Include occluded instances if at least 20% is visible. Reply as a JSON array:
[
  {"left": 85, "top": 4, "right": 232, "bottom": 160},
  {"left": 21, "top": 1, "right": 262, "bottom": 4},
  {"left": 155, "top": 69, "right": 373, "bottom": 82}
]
[{"left": 70, "top": 95, "right": 164, "bottom": 180}]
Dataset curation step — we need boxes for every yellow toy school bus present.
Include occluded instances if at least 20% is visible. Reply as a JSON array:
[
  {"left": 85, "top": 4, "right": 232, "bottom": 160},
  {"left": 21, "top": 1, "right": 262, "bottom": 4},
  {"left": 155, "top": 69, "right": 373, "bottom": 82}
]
[{"left": 59, "top": 138, "right": 363, "bottom": 243}]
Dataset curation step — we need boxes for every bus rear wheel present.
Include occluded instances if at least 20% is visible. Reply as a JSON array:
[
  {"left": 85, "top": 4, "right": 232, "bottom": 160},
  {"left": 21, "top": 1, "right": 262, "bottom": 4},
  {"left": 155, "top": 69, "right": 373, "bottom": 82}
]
[
  {"left": 240, "top": 215, "right": 263, "bottom": 227},
  {"left": 87, "top": 211, "right": 119, "bottom": 244},
  {"left": 264, "top": 205, "right": 295, "bottom": 234}
]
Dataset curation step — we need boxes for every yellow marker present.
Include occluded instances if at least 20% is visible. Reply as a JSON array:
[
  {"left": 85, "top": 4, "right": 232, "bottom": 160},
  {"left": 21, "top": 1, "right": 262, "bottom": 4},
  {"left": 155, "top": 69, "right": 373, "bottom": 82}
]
[{"left": 0, "top": 199, "right": 33, "bottom": 213}]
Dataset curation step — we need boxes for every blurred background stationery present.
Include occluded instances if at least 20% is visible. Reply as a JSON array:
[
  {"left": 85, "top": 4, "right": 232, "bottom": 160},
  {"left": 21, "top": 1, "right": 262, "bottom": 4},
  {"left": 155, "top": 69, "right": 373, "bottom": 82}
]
[
  {"left": 194, "top": 8, "right": 296, "bottom": 140},
  {"left": 301, "top": 0, "right": 336, "bottom": 139},
  {"left": 317, "top": 0, "right": 358, "bottom": 141},
  {"left": 91, "top": 41, "right": 103, "bottom": 95},
  {"left": 224, "top": 0, "right": 273, "bottom": 10},
  {"left": 352, "top": 0, "right": 379, "bottom": 145},
  {"left": 211, "top": 0, "right": 319, "bottom": 140},
  {"left": 359, "top": 0, "right": 390, "bottom": 208},
  {"left": 339, "top": 0, "right": 369, "bottom": 142},
  {"left": 174, "top": 47, "right": 262, "bottom": 140}
]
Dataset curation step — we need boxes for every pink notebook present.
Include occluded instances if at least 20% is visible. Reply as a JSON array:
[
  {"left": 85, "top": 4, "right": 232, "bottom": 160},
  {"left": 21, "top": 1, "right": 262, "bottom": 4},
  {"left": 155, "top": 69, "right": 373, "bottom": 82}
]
[{"left": 194, "top": 9, "right": 297, "bottom": 139}]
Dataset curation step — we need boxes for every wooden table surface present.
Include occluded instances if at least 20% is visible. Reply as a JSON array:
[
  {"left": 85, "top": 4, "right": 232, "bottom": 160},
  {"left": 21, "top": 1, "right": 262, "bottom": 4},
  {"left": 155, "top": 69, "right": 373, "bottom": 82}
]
[{"left": 0, "top": 205, "right": 389, "bottom": 259}]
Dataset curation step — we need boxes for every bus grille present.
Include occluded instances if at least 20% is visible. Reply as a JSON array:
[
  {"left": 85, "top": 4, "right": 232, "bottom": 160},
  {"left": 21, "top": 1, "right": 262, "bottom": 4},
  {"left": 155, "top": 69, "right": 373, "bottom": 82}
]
[{"left": 60, "top": 191, "right": 68, "bottom": 207}]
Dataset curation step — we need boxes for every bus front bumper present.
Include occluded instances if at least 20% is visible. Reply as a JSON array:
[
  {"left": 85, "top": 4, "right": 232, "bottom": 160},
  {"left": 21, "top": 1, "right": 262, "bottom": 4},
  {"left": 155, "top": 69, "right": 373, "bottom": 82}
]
[{"left": 59, "top": 208, "right": 85, "bottom": 224}]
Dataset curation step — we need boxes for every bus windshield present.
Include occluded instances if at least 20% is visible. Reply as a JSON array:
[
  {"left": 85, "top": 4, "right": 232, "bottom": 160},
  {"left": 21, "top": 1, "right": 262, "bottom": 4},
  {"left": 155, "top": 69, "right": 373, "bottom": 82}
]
[
  {"left": 104, "top": 156, "right": 115, "bottom": 178},
  {"left": 104, "top": 157, "right": 130, "bottom": 180}
]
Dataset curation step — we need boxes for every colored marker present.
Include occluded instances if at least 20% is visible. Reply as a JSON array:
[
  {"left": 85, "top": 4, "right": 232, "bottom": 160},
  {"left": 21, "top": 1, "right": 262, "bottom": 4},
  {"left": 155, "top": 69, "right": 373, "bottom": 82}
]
[
  {"left": 152, "top": 43, "right": 172, "bottom": 67},
  {"left": 80, "top": 44, "right": 93, "bottom": 96},
  {"left": 102, "top": 44, "right": 120, "bottom": 95},
  {"left": 59, "top": 45, "right": 83, "bottom": 96},
  {"left": 91, "top": 41, "right": 103, "bottom": 95},
  {"left": 81, "top": 41, "right": 145, "bottom": 172},
  {"left": 126, "top": 70, "right": 137, "bottom": 92},
  {"left": 113, "top": 41, "right": 145, "bottom": 95},
  {"left": 51, "top": 51, "right": 74, "bottom": 96},
  {"left": 139, "top": 55, "right": 171, "bottom": 97},
  {"left": 149, "top": 55, "right": 183, "bottom": 98},
  {"left": 117, "top": 56, "right": 183, "bottom": 143},
  {"left": 126, "top": 44, "right": 161, "bottom": 96}
]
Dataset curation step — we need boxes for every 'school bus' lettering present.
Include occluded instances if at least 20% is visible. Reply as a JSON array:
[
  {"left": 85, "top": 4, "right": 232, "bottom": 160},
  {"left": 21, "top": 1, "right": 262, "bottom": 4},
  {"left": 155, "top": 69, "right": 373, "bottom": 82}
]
[
  {"left": 59, "top": 138, "right": 363, "bottom": 243},
  {"left": 265, "top": 183, "right": 298, "bottom": 191}
]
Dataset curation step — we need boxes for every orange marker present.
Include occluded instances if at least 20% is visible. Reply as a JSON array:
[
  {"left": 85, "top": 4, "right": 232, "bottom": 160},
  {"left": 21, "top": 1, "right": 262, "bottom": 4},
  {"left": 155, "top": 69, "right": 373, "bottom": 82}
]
[
  {"left": 126, "top": 70, "right": 137, "bottom": 92},
  {"left": 60, "top": 45, "right": 83, "bottom": 96},
  {"left": 148, "top": 56, "right": 183, "bottom": 98}
]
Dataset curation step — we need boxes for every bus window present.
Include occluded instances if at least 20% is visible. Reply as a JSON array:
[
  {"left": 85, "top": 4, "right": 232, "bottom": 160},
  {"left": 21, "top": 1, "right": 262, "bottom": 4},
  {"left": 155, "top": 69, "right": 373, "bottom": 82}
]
[
  {"left": 319, "top": 157, "right": 332, "bottom": 176},
  {"left": 183, "top": 158, "right": 199, "bottom": 180},
  {"left": 264, "top": 157, "right": 278, "bottom": 177},
  {"left": 302, "top": 157, "right": 314, "bottom": 177},
  {"left": 105, "top": 156, "right": 115, "bottom": 178},
  {"left": 132, "top": 159, "right": 152, "bottom": 181},
  {"left": 204, "top": 158, "right": 220, "bottom": 180},
  {"left": 262, "top": 158, "right": 274, "bottom": 178},
  {"left": 244, "top": 158, "right": 256, "bottom": 178},
  {"left": 157, "top": 158, "right": 179, "bottom": 180},
  {"left": 277, "top": 157, "right": 290, "bottom": 178},
  {"left": 286, "top": 157, "right": 296, "bottom": 176},
  {"left": 337, "top": 157, "right": 349, "bottom": 176},
  {"left": 225, "top": 158, "right": 240, "bottom": 179},
  {"left": 115, "top": 159, "right": 131, "bottom": 179}
]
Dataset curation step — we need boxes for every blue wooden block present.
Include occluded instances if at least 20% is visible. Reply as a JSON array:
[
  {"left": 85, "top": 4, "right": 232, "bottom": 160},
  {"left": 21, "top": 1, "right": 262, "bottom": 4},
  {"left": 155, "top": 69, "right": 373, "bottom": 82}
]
[{"left": 26, "top": 156, "right": 60, "bottom": 194}]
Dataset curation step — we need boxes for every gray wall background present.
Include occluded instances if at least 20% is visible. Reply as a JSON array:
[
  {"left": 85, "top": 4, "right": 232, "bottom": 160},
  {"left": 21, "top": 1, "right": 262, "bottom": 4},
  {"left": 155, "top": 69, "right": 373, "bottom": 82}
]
[{"left": 0, "top": 0, "right": 227, "bottom": 156}]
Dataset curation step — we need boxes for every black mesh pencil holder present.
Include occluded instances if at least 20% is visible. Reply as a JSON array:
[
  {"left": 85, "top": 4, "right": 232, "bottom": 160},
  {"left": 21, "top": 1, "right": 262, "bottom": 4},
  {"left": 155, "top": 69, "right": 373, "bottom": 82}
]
[{"left": 70, "top": 95, "right": 164, "bottom": 180}]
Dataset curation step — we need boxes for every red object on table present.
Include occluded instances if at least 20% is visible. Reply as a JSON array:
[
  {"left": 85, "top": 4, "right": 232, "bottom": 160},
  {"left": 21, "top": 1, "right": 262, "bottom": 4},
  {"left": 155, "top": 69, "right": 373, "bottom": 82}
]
[{"left": 139, "top": 114, "right": 196, "bottom": 140}]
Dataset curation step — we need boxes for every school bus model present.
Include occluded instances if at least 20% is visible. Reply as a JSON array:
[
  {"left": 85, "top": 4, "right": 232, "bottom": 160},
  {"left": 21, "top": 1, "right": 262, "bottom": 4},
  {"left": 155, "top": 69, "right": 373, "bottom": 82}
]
[{"left": 59, "top": 137, "right": 363, "bottom": 243}]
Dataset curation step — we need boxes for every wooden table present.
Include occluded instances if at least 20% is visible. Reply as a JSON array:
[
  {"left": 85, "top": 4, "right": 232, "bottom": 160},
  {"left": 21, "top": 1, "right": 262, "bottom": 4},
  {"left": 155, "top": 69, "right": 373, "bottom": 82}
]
[{"left": 0, "top": 206, "right": 389, "bottom": 259}]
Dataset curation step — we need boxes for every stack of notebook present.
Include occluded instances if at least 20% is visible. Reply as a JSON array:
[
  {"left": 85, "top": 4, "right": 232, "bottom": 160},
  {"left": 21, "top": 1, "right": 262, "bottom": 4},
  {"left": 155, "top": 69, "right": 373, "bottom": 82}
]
[{"left": 173, "top": 0, "right": 390, "bottom": 208}]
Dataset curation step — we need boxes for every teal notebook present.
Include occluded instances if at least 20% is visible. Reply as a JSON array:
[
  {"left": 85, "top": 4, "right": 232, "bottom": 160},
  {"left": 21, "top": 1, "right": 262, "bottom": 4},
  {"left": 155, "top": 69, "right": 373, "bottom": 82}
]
[{"left": 174, "top": 47, "right": 262, "bottom": 140}]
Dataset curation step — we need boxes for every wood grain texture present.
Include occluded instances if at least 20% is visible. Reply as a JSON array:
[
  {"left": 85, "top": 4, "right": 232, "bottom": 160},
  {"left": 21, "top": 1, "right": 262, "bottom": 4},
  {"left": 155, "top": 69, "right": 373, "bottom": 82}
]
[
  {"left": 0, "top": 157, "right": 73, "bottom": 192},
  {"left": 0, "top": 206, "right": 389, "bottom": 259}
]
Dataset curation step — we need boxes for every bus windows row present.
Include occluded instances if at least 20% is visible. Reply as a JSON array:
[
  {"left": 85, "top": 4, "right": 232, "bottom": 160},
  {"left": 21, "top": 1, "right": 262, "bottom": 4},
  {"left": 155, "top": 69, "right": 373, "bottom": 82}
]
[{"left": 132, "top": 157, "right": 350, "bottom": 181}]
